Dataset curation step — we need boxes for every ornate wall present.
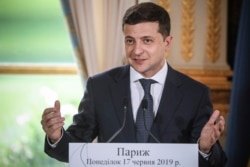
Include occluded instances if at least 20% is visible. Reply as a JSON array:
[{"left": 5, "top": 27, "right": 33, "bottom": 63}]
[
  {"left": 139, "top": 0, "right": 233, "bottom": 147},
  {"left": 145, "top": 0, "right": 232, "bottom": 118}
]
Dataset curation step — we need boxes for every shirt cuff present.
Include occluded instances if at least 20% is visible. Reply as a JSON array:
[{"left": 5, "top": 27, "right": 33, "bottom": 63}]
[
  {"left": 199, "top": 150, "right": 211, "bottom": 160},
  {"left": 46, "top": 129, "right": 64, "bottom": 148},
  {"left": 197, "top": 138, "right": 211, "bottom": 160}
]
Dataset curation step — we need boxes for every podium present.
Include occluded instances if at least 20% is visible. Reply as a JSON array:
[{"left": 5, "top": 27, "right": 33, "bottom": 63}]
[{"left": 69, "top": 143, "right": 198, "bottom": 167}]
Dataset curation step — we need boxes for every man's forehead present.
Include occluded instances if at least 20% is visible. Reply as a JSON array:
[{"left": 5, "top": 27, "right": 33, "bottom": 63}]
[{"left": 123, "top": 22, "right": 159, "bottom": 34}]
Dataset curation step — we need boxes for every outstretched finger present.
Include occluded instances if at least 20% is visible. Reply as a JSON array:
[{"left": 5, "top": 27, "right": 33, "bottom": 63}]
[
  {"left": 54, "top": 100, "right": 60, "bottom": 112},
  {"left": 208, "top": 110, "right": 220, "bottom": 125},
  {"left": 216, "top": 116, "right": 225, "bottom": 132}
]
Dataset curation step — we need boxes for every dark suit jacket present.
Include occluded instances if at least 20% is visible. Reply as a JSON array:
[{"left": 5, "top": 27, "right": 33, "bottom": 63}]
[{"left": 45, "top": 64, "right": 226, "bottom": 166}]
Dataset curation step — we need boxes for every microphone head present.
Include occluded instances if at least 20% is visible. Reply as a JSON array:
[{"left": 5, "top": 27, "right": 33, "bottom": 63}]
[
  {"left": 141, "top": 99, "right": 148, "bottom": 109},
  {"left": 123, "top": 98, "right": 128, "bottom": 108}
]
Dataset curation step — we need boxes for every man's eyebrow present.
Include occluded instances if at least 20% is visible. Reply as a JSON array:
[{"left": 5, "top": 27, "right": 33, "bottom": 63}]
[
  {"left": 141, "top": 36, "right": 155, "bottom": 40},
  {"left": 124, "top": 36, "right": 154, "bottom": 39},
  {"left": 125, "top": 36, "right": 134, "bottom": 38},
  {"left": 141, "top": 36, "right": 153, "bottom": 38}
]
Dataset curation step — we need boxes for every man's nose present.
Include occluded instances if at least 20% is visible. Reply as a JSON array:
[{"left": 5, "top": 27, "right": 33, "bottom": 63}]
[{"left": 133, "top": 42, "right": 143, "bottom": 55}]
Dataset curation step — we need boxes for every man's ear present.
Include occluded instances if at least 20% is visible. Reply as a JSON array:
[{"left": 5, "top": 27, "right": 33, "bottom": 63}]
[{"left": 164, "top": 35, "right": 173, "bottom": 50}]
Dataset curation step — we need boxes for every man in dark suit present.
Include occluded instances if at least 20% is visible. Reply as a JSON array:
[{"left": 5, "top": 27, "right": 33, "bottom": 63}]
[{"left": 41, "top": 2, "right": 226, "bottom": 166}]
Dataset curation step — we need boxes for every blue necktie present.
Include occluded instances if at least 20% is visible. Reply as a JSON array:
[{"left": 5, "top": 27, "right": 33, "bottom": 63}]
[{"left": 136, "top": 79, "right": 156, "bottom": 143}]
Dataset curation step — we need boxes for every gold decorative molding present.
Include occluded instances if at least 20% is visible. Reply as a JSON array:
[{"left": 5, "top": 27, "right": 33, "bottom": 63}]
[
  {"left": 181, "top": 0, "right": 195, "bottom": 62},
  {"left": 0, "top": 64, "right": 78, "bottom": 75},
  {"left": 213, "top": 104, "right": 229, "bottom": 115},
  {"left": 177, "top": 68, "right": 232, "bottom": 90},
  {"left": 206, "top": 0, "right": 221, "bottom": 63},
  {"left": 157, "top": 0, "right": 171, "bottom": 13}
]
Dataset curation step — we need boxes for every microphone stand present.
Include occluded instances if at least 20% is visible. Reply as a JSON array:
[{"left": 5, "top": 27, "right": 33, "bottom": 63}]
[{"left": 107, "top": 98, "right": 128, "bottom": 143}]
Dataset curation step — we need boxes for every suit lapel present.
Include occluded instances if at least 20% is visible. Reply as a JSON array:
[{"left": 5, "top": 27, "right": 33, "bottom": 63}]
[
  {"left": 109, "top": 65, "right": 136, "bottom": 142},
  {"left": 150, "top": 65, "right": 184, "bottom": 141}
]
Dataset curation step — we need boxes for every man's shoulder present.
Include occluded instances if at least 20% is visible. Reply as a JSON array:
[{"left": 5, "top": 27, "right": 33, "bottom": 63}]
[
  {"left": 90, "top": 65, "right": 129, "bottom": 81},
  {"left": 168, "top": 66, "right": 209, "bottom": 90}
]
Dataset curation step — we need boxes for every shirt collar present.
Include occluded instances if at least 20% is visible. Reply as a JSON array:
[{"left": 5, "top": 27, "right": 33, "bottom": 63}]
[{"left": 130, "top": 61, "right": 168, "bottom": 85}]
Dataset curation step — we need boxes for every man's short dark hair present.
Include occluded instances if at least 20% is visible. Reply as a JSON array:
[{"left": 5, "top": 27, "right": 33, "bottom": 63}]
[{"left": 122, "top": 2, "right": 171, "bottom": 39}]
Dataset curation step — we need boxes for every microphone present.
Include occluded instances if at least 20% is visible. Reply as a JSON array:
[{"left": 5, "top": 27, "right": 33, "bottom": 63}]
[
  {"left": 107, "top": 98, "right": 128, "bottom": 143},
  {"left": 141, "top": 99, "right": 160, "bottom": 143}
]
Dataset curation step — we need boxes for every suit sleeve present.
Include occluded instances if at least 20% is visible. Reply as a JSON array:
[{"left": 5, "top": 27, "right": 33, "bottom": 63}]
[
  {"left": 44, "top": 77, "right": 98, "bottom": 162},
  {"left": 44, "top": 129, "right": 71, "bottom": 162},
  {"left": 194, "top": 87, "right": 227, "bottom": 167}
]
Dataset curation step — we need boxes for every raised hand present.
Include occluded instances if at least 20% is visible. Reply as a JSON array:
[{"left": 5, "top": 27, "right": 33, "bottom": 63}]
[
  {"left": 41, "top": 100, "right": 65, "bottom": 143},
  {"left": 199, "top": 110, "right": 225, "bottom": 153}
]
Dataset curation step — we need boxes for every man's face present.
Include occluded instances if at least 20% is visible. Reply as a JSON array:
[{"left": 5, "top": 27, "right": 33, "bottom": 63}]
[{"left": 123, "top": 22, "right": 172, "bottom": 78}]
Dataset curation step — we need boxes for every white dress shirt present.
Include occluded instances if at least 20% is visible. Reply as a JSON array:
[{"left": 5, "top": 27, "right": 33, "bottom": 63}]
[{"left": 130, "top": 62, "right": 168, "bottom": 121}]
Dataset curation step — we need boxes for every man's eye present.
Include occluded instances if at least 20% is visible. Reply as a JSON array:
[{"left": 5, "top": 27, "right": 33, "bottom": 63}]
[
  {"left": 125, "top": 39, "right": 134, "bottom": 45},
  {"left": 144, "top": 39, "right": 153, "bottom": 44}
]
